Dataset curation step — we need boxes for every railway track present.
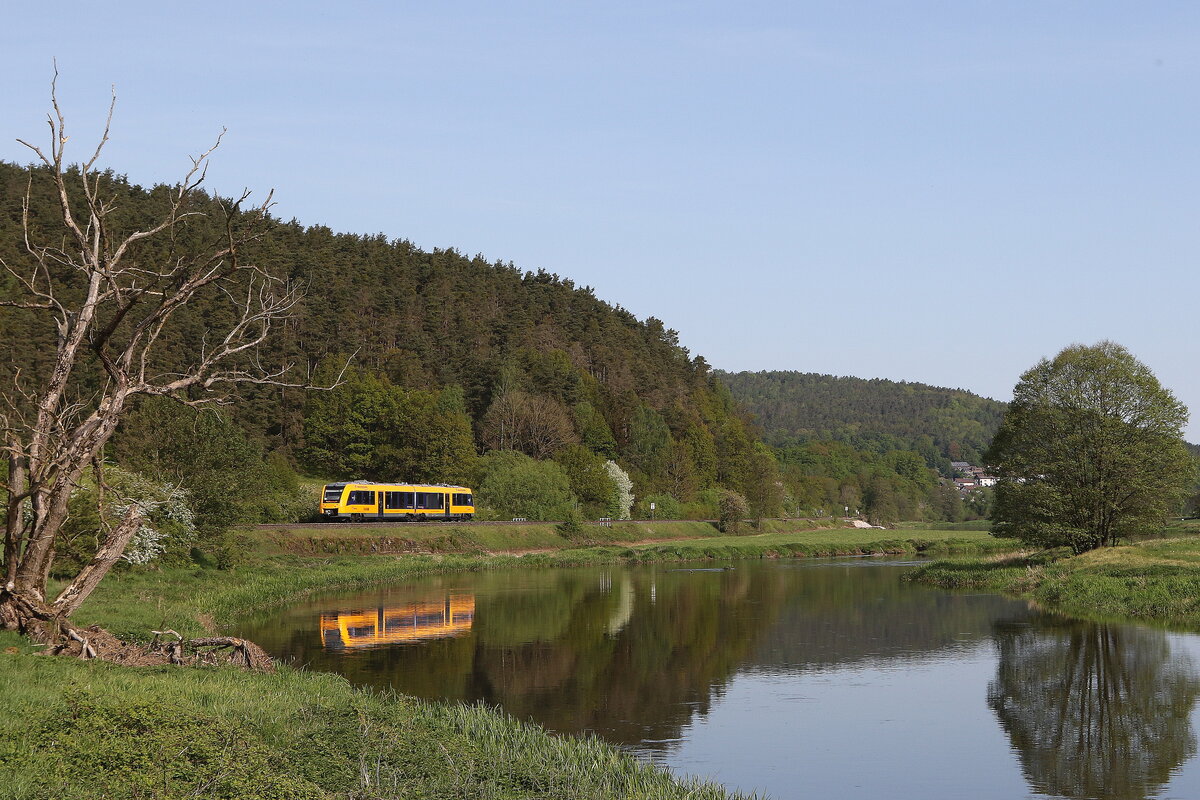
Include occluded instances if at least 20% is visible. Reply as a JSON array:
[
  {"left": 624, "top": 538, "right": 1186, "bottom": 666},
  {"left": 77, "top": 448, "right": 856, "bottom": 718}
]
[{"left": 254, "top": 518, "right": 714, "bottom": 531}]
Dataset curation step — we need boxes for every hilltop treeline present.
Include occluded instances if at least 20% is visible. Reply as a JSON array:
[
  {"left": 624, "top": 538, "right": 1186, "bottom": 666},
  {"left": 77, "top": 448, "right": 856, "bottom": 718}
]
[{"left": 719, "top": 370, "right": 1007, "bottom": 469}]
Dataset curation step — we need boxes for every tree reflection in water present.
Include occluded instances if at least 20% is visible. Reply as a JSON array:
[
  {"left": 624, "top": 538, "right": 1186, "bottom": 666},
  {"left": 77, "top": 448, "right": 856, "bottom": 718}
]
[{"left": 989, "top": 618, "right": 1200, "bottom": 799}]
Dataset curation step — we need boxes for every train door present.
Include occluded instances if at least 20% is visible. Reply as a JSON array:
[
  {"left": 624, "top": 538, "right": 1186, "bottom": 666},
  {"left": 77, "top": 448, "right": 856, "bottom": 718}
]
[
  {"left": 445, "top": 491, "right": 452, "bottom": 520},
  {"left": 377, "top": 492, "right": 384, "bottom": 519}
]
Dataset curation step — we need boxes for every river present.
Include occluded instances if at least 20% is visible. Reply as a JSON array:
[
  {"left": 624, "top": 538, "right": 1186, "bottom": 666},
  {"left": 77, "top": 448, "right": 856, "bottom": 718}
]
[{"left": 234, "top": 557, "right": 1200, "bottom": 799}]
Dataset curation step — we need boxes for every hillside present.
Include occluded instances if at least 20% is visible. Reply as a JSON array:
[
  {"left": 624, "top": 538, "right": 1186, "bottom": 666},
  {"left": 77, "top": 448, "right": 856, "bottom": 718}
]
[
  {"left": 718, "top": 370, "right": 1007, "bottom": 468},
  {"left": 0, "top": 162, "right": 760, "bottom": 526},
  {"left": 1, "top": 161, "right": 988, "bottom": 537}
]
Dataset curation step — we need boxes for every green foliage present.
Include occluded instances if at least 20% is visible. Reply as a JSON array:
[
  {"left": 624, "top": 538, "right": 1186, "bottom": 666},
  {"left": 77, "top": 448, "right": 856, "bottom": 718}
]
[
  {"left": 555, "top": 506, "right": 586, "bottom": 538},
  {"left": 477, "top": 451, "right": 578, "bottom": 521},
  {"left": 300, "top": 369, "right": 477, "bottom": 484},
  {"left": 53, "top": 465, "right": 198, "bottom": 577},
  {"left": 637, "top": 493, "right": 682, "bottom": 520},
  {"left": 720, "top": 369, "right": 1007, "bottom": 466},
  {"left": 555, "top": 444, "right": 617, "bottom": 516},
  {"left": 0, "top": 163, "right": 791, "bottom": 521},
  {"left": 988, "top": 342, "right": 1195, "bottom": 553},
  {"left": 626, "top": 406, "right": 674, "bottom": 485},
  {"left": 112, "top": 399, "right": 310, "bottom": 537},
  {"left": 574, "top": 401, "right": 618, "bottom": 458},
  {"left": 717, "top": 490, "right": 749, "bottom": 534},
  {"left": 742, "top": 443, "right": 784, "bottom": 524},
  {"left": 774, "top": 439, "right": 962, "bottom": 523}
]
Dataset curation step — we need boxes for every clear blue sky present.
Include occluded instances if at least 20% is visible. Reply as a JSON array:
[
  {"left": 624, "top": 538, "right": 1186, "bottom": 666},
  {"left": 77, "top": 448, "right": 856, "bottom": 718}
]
[{"left": 4, "top": 2, "right": 1198, "bottom": 437}]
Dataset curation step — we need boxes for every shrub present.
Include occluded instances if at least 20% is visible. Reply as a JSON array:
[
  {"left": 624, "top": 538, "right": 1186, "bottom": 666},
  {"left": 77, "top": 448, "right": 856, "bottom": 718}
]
[
  {"left": 717, "top": 490, "right": 749, "bottom": 534},
  {"left": 477, "top": 451, "right": 578, "bottom": 521}
]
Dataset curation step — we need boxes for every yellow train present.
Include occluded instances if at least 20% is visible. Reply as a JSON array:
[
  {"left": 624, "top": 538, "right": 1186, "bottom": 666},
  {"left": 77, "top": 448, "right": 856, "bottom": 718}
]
[{"left": 319, "top": 481, "right": 475, "bottom": 522}]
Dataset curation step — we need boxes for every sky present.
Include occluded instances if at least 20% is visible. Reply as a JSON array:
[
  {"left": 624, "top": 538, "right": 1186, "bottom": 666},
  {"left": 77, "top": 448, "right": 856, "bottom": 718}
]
[{"left": 3, "top": 2, "right": 1198, "bottom": 436}]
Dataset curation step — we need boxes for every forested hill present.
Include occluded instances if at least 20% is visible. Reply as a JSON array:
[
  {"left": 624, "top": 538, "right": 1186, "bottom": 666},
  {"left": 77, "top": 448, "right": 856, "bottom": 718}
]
[
  {"left": 718, "top": 370, "right": 1007, "bottom": 468},
  {"left": 0, "top": 162, "right": 760, "bottom": 520},
  {"left": 1, "top": 160, "right": 998, "bottom": 532}
]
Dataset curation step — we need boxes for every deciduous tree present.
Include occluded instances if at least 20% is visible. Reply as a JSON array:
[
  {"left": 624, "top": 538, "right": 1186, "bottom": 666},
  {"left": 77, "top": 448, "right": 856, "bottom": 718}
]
[{"left": 987, "top": 342, "right": 1193, "bottom": 553}]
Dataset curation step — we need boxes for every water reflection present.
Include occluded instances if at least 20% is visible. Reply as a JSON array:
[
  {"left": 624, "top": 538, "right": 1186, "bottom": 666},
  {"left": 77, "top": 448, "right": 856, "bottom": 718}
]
[
  {"left": 320, "top": 594, "right": 475, "bottom": 650},
  {"left": 989, "top": 618, "right": 1200, "bottom": 799},
  {"left": 237, "top": 561, "right": 1023, "bottom": 747}
]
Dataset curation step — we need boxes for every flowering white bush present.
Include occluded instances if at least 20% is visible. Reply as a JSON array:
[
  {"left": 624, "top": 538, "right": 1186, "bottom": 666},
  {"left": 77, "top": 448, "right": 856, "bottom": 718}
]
[
  {"left": 115, "top": 470, "right": 197, "bottom": 564},
  {"left": 604, "top": 460, "right": 634, "bottom": 520},
  {"left": 67, "top": 465, "right": 197, "bottom": 565}
]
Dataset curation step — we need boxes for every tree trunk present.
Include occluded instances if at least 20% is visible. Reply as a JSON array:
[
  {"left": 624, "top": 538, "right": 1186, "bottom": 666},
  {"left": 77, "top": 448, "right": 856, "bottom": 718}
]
[
  {"left": 0, "top": 586, "right": 74, "bottom": 644},
  {"left": 4, "top": 450, "right": 28, "bottom": 587},
  {"left": 52, "top": 505, "right": 142, "bottom": 616}
]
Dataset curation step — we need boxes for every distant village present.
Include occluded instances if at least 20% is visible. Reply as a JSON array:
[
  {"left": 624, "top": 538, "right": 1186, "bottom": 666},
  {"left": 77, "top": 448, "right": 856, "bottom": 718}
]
[{"left": 951, "top": 461, "right": 997, "bottom": 493}]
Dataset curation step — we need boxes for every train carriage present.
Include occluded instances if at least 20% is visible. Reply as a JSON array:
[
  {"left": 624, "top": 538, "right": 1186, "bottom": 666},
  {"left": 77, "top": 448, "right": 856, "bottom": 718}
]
[{"left": 319, "top": 481, "right": 474, "bottom": 522}]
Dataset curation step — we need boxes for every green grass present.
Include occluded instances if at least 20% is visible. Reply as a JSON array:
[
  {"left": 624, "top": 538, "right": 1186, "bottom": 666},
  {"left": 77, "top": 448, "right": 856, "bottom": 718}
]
[
  {"left": 0, "top": 646, "right": 755, "bottom": 800},
  {"left": 907, "top": 535, "right": 1200, "bottom": 630},
  {"left": 895, "top": 519, "right": 993, "bottom": 532},
  {"left": 264, "top": 517, "right": 853, "bottom": 555}
]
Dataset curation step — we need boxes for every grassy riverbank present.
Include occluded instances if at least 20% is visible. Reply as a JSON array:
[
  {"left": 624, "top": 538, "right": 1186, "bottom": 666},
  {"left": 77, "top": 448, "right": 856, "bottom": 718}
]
[
  {"left": 907, "top": 523, "right": 1200, "bottom": 629},
  {"left": 74, "top": 522, "right": 1012, "bottom": 639},
  {"left": 3, "top": 522, "right": 1008, "bottom": 799},
  {"left": 261, "top": 517, "right": 849, "bottom": 556},
  {"left": 0, "top": 630, "right": 751, "bottom": 800}
]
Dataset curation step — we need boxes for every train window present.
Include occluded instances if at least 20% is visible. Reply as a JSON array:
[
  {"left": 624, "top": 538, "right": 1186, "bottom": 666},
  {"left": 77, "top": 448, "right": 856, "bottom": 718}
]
[
  {"left": 415, "top": 492, "right": 446, "bottom": 509},
  {"left": 347, "top": 490, "right": 375, "bottom": 505},
  {"left": 401, "top": 492, "right": 415, "bottom": 509},
  {"left": 453, "top": 493, "right": 473, "bottom": 506},
  {"left": 385, "top": 492, "right": 405, "bottom": 510}
]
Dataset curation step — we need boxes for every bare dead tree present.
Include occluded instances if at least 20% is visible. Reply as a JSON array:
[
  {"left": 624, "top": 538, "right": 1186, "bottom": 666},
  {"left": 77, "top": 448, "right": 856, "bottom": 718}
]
[
  {"left": 0, "top": 73, "right": 312, "bottom": 652},
  {"left": 481, "top": 390, "right": 578, "bottom": 460}
]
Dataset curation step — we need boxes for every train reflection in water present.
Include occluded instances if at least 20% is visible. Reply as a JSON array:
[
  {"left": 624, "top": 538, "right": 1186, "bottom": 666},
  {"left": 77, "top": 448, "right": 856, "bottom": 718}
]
[{"left": 320, "top": 594, "right": 475, "bottom": 650}]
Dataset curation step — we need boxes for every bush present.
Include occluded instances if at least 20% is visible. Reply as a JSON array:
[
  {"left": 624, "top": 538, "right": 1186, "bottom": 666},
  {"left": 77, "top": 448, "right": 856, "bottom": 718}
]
[
  {"left": 717, "top": 489, "right": 749, "bottom": 534},
  {"left": 477, "top": 451, "right": 578, "bottom": 521},
  {"left": 636, "top": 493, "right": 681, "bottom": 520}
]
